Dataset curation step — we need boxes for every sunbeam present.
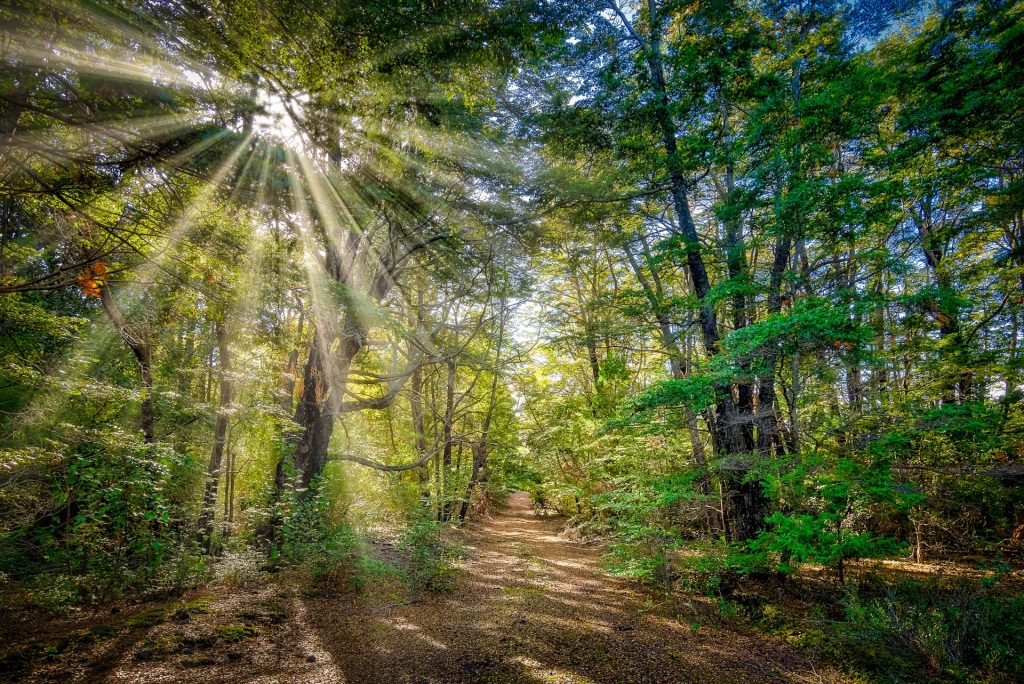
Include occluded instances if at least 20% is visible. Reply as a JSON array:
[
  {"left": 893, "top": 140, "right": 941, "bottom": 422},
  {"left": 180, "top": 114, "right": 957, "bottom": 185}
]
[{"left": 5, "top": 4, "right": 1014, "bottom": 682}]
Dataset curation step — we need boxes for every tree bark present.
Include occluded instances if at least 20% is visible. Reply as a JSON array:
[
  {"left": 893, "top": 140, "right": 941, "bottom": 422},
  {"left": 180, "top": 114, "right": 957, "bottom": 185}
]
[
  {"left": 410, "top": 362, "right": 431, "bottom": 497},
  {"left": 459, "top": 298, "right": 507, "bottom": 521},
  {"left": 99, "top": 284, "right": 154, "bottom": 442},
  {"left": 754, "top": 233, "right": 792, "bottom": 457},
  {"left": 292, "top": 322, "right": 362, "bottom": 490},
  {"left": 281, "top": 307, "right": 303, "bottom": 412},
  {"left": 623, "top": 237, "right": 719, "bottom": 533},
  {"left": 286, "top": 220, "right": 433, "bottom": 490},
  {"left": 440, "top": 359, "right": 457, "bottom": 521},
  {"left": 198, "top": 319, "right": 232, "bottom": 549},
  {"left": 914, "top": 201, "right": 971, "bottom": 404},
  {"left": 631, "top": 1, "right": 768, "bottom": 541}
]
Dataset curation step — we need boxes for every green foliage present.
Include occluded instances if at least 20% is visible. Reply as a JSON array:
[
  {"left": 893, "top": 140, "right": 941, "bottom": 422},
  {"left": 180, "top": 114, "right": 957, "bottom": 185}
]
[
  {"left": 399, "top": 518, "right": 463, "bottom": 593},
  {"left": 273, "top": 483, "right": 354, "bottom": 572},
  {"left": 269, "top": 485, "right": 405, "bottom": 594},
  {"left": 0, "top": 11, "right": 1021, "bottom": 684},
  {"left": 616, "top": 374, "right": 718, "bottom": 418},
  {"left": 753, "top": 455, "right": 922, "bottom": 582},
  {"left": 593, "top": 471, "right": 724, "bottom": 589},
  {"left": 915, "top": 402, "right": 1006, "bottom": 458},
  {"left": 0, "top": 428, "right": 200, "bottom": 606},
  {"left": 677, "top": 540, "right": 775, "bottom": 598},
  {"left": 601, "top": 542, "right": 672, "bottom": 588},
  {"left": 725, "top": 297, "right": 874, "bottom": 362},
  {"left": 793, "top": 579, "right": 1024, "bottom": 683},
  {"left": 529, "top": 479, "right": 585, "bottom": 516}
]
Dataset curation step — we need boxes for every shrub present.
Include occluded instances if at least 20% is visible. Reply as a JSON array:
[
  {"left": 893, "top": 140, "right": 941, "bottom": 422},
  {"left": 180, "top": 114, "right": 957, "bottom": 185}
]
[
  {"left": 754, "top": 455, "right": 922, "bottom": 583},
  {"left": 268, "top": 482, "right": 398, "bottom": 594},
  {"left": 0, "top": 432, "right": 198, "bottom": 607},
  {"left": 400, "top": 518, "right": 462, "bottom": 592},
  {"left": 678, "top": 540, "right": 775, "bottom": 597},
  {"left": 601, "top": 541, "right": 674, "bottom": 589},
  {"left": 839, "top": 579, "right": 1024, "bottom": 681}
]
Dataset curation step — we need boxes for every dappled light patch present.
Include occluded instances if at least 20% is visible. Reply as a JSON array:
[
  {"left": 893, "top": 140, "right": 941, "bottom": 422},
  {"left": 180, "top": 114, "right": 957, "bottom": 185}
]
[
  {"left": 0, "top": 581, "right": 343, "bottom": 683},
  {"left": 1, "top": 1, "right": 1022, "bottom": 682},
  {"left": 297, "top": 499, "right": 853, "bottom": 683}
]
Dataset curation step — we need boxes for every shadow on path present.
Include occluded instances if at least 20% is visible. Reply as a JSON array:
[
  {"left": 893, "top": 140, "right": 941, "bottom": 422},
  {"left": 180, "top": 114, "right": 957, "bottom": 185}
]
[{"left": 305, "top": 493, "right": 851, "bottom": 684}]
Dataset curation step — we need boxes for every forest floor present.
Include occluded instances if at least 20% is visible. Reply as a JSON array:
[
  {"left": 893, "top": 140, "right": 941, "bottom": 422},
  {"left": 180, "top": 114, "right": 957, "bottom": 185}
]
[
  {"left": 2, "top": 494, "right": 855, "bottom": 683},
  {"left": 303, "top": 493, "right": 853, "bottom": 684}
]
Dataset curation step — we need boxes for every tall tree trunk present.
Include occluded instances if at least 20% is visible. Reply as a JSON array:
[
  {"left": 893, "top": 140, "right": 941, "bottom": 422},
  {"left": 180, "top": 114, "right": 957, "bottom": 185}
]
[
  {"left": 459, "top": 298, "right": 507, "bottom": 521},
  {"left": 198, "top": 320, "right": 232, "bottom": 550},
  {"left": 0, "top": 76, "right": 35, "bottom": 149},
  {"left": 223, "top": 424, "right": 236, "bottom": 535},
  {"left": 914, "top": 203, "right": 970, "bottom": 404},
  {"left": 281, "top": 308, "right": 303, "bottom": 412},
  {"left": 205, "top": 348, "right": 214, "bottom": 403},
  {"left": 440, "top": 359, "right": 457, "bottom": 521},
  {"left": 180, "top": 329, "right": 195, "bottom": 396},
  {"left": 99, "top": 284, "right": 154, "bottom": 442},
  {"left": 718, "top": 163, "right": 756, "bottom": 449},
  {"left": 869, "top": 275, "right": 888, "bottom": 409},
  {"left": 287, "top": 227, "right": 402, "bottom": 491},
  {"left": 623, "top": 237, "right": 718, "bottom": 534},
  {"left": 756, "top": 30, "right": 805, "bottom": 460},
  {"left": 755, "top": 233, "right": 792, "bottom": 457},
  {"left": 410, "top": 363, "right": 431, "bottom": 500},
  {"left": 634, "top": 0, "right": 768, "bottom": 541},
  {"left": 292, "top": 323, "right": 362, "bottom": 490},
  {"left": 292, "top": 329, "right": 331, "bottom": 489}
]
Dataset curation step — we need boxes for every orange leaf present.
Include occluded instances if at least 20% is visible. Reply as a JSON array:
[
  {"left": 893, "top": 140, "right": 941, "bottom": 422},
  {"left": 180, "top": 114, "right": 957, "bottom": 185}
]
[{"left": 77, "top": 263, "right": 107, "bottom": 298}]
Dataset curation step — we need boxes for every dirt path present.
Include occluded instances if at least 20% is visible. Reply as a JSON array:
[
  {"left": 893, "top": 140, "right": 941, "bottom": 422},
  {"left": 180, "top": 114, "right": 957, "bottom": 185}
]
[
  {"left": 2, "top": 495, "right": 852, "bottom": 683},
  {"left": 304, "top": 493, "right": 850, "bottom": 684}
]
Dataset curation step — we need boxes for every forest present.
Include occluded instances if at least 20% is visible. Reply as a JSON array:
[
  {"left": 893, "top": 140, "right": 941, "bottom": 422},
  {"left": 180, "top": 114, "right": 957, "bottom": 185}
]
[{"left": 1, "top": 0, "right": 1023, "bottom": 682}]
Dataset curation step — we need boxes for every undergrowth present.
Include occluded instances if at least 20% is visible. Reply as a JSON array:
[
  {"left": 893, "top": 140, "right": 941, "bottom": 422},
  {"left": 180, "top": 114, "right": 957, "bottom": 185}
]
[
  {"left": 400, "top": 518, "right": 464, "bottom": 593},
  {"left": 597, "top": 524, "right": 1023, "bottom": 682},
  {"left": 743, "top": 576, "right": 1024, "bottom": 683},
  {"left": 272, "top": 489, "right": 463, "bottom": 596}
]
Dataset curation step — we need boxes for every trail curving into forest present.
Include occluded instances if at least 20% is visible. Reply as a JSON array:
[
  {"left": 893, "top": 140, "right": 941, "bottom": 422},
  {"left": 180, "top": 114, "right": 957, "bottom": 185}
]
[{"left": 304, "top": 493, "right": 850, "bottom": 684}]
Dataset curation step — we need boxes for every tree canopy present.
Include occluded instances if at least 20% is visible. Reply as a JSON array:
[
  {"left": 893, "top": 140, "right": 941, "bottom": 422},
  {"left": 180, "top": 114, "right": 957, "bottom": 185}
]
[{"left": 1, "top": 1, "right": 1023, "bottom": 682}]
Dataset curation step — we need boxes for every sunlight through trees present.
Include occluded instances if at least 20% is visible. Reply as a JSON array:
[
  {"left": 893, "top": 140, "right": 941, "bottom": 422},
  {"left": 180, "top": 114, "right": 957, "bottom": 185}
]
[{"left": 1, "top": 1, "right": 1022, "bottom": 682}]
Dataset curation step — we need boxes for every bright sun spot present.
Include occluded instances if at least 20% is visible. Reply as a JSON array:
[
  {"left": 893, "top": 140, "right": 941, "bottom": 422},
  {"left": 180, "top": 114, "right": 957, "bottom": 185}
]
[{"left": 254, "top": 89, "right": 306, "bottom": 153}]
